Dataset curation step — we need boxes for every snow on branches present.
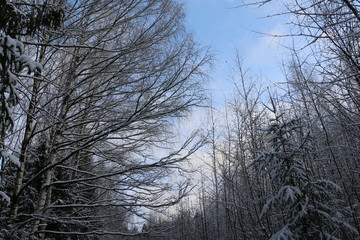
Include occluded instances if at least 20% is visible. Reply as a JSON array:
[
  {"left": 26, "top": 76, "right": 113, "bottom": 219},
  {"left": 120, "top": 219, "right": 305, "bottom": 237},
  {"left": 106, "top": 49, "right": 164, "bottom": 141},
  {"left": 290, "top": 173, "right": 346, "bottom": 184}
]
[
  {"left": 0, "top": 2, "right": 42, "bottom": 209},
  {"left": 0, "top": 34, "right": 41, "bottom": 133},
  {"left": 252, "top": 114, "right": 359, "bottom": 239}
]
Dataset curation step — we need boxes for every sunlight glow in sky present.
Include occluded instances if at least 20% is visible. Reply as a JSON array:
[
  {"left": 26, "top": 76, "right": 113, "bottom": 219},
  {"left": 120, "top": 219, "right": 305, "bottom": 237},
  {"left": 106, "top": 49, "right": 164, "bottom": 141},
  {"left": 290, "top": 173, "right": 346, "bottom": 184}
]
[{"left": 181, "top": 0, "right": 290, "bottom": 105}]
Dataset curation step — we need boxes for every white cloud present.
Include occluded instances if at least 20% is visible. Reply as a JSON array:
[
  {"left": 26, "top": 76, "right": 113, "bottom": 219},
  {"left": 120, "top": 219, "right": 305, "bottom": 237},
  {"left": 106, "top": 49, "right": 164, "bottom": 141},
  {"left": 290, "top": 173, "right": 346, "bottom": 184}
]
[{"left": 262, "top": 23, "right": 288, "bottom": 48}]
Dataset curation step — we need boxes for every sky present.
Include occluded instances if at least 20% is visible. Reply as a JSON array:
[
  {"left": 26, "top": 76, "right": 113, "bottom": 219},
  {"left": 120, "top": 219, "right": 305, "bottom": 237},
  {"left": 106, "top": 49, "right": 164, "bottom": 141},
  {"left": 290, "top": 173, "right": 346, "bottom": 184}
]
[
  {"left": 142, "top": 1, "right": 295, "bottom": 220},
  {"left": 180, "top": 0, "right": 290, "bottom": 106},
  {"left": 172, "top": 0, "right": 294, "bottom": 179}
]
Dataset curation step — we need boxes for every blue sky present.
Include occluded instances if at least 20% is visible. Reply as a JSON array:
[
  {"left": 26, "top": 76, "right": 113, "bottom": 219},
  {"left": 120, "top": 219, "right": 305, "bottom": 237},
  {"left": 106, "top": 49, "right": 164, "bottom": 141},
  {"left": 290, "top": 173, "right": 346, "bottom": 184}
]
[{"left": 181, "top": 0, "right": 290, "bottom": 105}]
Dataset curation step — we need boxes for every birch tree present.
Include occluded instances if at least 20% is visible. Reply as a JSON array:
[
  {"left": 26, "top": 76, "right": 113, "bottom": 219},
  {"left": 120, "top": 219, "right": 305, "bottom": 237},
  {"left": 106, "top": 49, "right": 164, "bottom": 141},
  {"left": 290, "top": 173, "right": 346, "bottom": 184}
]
[{"left": 0, "top": 0, "right": 210, "bottom": 239}]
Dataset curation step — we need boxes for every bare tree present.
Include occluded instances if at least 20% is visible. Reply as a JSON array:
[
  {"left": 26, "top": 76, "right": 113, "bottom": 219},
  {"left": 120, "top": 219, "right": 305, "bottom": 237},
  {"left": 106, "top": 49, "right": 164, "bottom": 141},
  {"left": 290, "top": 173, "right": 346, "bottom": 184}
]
[{"left": 0, "top": 0, "right": 211, "bottom": 239}]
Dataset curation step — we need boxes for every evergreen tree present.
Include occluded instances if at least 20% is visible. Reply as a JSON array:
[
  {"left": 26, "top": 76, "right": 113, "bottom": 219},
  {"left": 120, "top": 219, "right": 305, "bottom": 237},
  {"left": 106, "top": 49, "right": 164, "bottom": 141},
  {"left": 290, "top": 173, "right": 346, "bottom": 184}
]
[{"left": 252, "top": 112, "right": 359, "bottom": 239}]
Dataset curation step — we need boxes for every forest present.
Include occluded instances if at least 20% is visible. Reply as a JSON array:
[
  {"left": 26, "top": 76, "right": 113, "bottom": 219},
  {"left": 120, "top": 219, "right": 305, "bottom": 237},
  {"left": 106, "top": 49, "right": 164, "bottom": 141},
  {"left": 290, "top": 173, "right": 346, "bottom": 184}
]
[{"left": 0, "top": 0, "right": 359, "bottom": 239}]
